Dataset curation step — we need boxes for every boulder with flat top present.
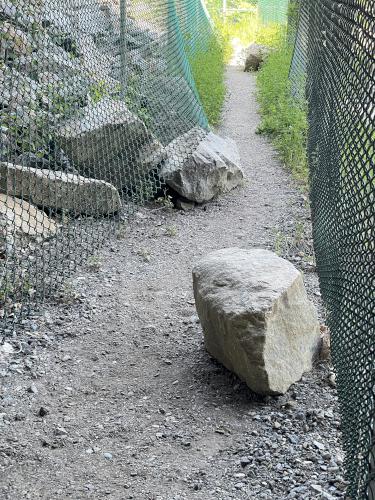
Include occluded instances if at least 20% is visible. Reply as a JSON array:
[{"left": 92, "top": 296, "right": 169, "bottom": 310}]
[{"left": 193, "top": 248, "right": 320, "bottom": 395}]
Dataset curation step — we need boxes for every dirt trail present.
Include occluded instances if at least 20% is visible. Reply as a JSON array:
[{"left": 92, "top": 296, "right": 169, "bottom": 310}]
[{"left": 0, "top": 68, "right": 342, "bottom": 500}]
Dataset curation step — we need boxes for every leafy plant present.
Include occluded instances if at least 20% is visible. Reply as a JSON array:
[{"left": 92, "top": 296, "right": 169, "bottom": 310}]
[
  {"left": 89, "top": 80, "right": 109, "bottom": 104},
  {"left": 165, "top": 226, "right": 178, "bottom": 237}
]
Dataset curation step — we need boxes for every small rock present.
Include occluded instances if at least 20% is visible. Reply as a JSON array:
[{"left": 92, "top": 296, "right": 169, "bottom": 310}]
[
  {"left": 313, "top": 440, "right": 325, "bottom": 450},
  {"left": 175, "top": 199, "right": 195, "bottom": 211},
  {"left": 28, "top": 383, "right": 38, "bottom": 394},
  {"left": 54, "top": 427, "right": 68, "bottom": 436},
  {"left": 311, "top": 484, "right": 323, "bottom": 493},
  {"left": 234, "top": 473, "right": 246, "bottom": 479},
  {"left": 288, "top": 434, "right": 299, "bottom": 444},
  {"left": 285, "top": 400, "right": 298, "bottom": 410},
  {"left": 234, "top": 482, "right": 245, "bottom": 490},
  {"left": 103, "top": 452, "right": 113, "bottom": 460},
  {"left": 240, "top": 457, "right": 251, "bottom": 467},
  {"left": 328, "top": 373, "right": 337, "bottom": 387},
  {"left": 38, "top": 407, "right": 49, "bottom": 417}
]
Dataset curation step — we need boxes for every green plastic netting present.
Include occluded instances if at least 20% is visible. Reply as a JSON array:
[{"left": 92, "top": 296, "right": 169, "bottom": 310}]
[
  {"left": 0, "top": 0, "right": 215, "bottom": 328},
  {"left": 290, "top": 1, "right": 375, "bottom": 498}
]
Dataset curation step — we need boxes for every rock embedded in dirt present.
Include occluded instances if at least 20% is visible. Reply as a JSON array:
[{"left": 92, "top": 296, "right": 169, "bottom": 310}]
[
  {"left": 175, "top": 198, "right": 195, "bottom": 211},
  {"left": 161, "top": 129, "right": 244, "bottom": 203},
  {"left": 0, "top": 162, "right": 121, "bottom": 216},
  {"left": 193, "top": 248, "right": 321, "bottom": 395}
]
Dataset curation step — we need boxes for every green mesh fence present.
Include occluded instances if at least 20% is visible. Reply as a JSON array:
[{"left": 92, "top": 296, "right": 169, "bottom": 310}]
[
  {"left": 290, "top": 1, "right": 375, "bottom": 498},
  {"left": 0, "top": 0, "right": 215, "bottom": 329},
  {"left": 258, "top": 0, "right": 289, "bottom": 24}
]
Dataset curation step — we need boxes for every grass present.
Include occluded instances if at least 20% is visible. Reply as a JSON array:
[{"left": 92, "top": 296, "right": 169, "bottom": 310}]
[
  {"left": 256, "top": 42, "right": 309, "bottom": 186},
  {"left": 189, "top": 1, "right": 291, "bottom": 128},
  {"left": 189, "top": 37, "right": 226, "bottom": 126}
]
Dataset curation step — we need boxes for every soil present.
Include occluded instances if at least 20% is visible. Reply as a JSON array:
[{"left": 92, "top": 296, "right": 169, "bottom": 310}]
[{"left": 0, "top": 68, "right": 344, "bottom": 500}]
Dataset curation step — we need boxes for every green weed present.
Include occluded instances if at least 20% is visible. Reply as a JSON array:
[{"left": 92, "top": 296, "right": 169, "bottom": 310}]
[{"left": 165, "top": 226, "right": 178, "bottom": 237}]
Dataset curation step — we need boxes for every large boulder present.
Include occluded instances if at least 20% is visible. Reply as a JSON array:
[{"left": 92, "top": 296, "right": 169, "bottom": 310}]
[
  {"left": 193, "top": 248, "right": 320, "bottom": 395},
  {"left": 161, "top": 130, "right": 244, "bottom": 203},
  {"left": 0, "top": 162, "right": 121, "bottom": 216},
  {"left": 56, "top": 98, "right": 152, "bottom": 189},
  {"left": 244, "top": 43, "right": 270, "bottom": 72}
]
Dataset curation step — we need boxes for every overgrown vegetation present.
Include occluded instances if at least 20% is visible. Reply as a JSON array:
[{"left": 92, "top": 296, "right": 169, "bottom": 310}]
[
  {"left": 189, "top": 37, "right": 226, "bottom": 126},
  {"left": 190, "top": 0, "right": 290, "bottom": 126},
  {"left": 257, "top": 43, "right": 308, "bottom": 186}
]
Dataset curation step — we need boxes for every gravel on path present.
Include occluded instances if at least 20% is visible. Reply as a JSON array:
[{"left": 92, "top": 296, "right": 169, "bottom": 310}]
[{"left": 0, "top": 68, "right": 343, "bottom": 500}]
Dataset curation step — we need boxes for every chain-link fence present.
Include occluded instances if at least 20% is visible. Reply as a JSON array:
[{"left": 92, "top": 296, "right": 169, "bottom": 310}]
[
  {"left": 0, "top": 0, "right": 215, "bottom": 328},
  {"left": 290, "top": 1, "right": 375, "bottom": 498}
]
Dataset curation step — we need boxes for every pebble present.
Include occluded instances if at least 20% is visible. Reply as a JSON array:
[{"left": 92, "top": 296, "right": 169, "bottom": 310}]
[
  {"left": 103, "top": 453, "right": 113, "bottom": 460},
  {"left": 234, "top": 482, "right": 245, "bottom": 490},
  {"left": 311, "top": 484, "right": 325, "bottom": 494},
  {"left": 285, "top": 400, "right": 298, "bottom": 410},
  {"left": 55, "top": 427, "right": 68, "bottom": 436},
  {"left": 38, "top": 407, "right": 49, "bottom": 417},
  {"left": 28, "top": 383, "right": 38, "bottom": 394},
  {"left": 240, "top": 457, "right": 251, "bottom": 467},
  {"left": 313, "top": 440, "right": 325, "bottom": 450},
  {"left": 233, "top": 473, "right": 246, "bottom": 479}
]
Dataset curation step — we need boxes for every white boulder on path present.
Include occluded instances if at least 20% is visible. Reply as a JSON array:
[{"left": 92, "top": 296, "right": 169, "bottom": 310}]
[
  {"left": 161, "top": 129, "right": 244, "bottom": 204},
  {"left": 193, "top": 248, "right": 321, "bottom": 395}
]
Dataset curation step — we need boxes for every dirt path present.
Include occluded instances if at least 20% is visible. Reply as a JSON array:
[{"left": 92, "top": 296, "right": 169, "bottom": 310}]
[{"left": 0, "top": 68, "right": 343, "bottom": 500}]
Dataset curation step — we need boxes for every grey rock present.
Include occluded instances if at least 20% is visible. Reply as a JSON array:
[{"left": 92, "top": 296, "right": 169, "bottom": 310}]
[
  {"left": 56, "top": 98, "right": 152, "bottom": 189},
  {"left": 38, "top": 407, "right": 49, "bottom": 417},
  {"left": 193, "top": 248, "right": 320, "bottom": 395},
  {"left": 161, "top": 129, "right": 244, "bottom": 203},
  {"left": 28, "top": 383, "right": 38, "bottom": 394},
  {"left": 244, "top": 43, "right": 270, "bottom": 72},
  {"left": 16, "top": 152, "right": 51, "bottom": 170},
  {"left": 0, "top": 162, "right": 122, "bottom": 216},
  {"left": 136, "top": 139, "right": 166, "bottom": 171},
  {"left": 175, "top": 199, "right": 195, "bottom": 211}
]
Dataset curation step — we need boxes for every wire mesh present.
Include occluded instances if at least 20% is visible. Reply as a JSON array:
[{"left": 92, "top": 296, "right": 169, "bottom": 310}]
[
  {"left": 0, "top": 0, "right": 214, "bottom": 329},
  {"left": 290, "top": 1, "right": 375, "bottom": 498}
]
